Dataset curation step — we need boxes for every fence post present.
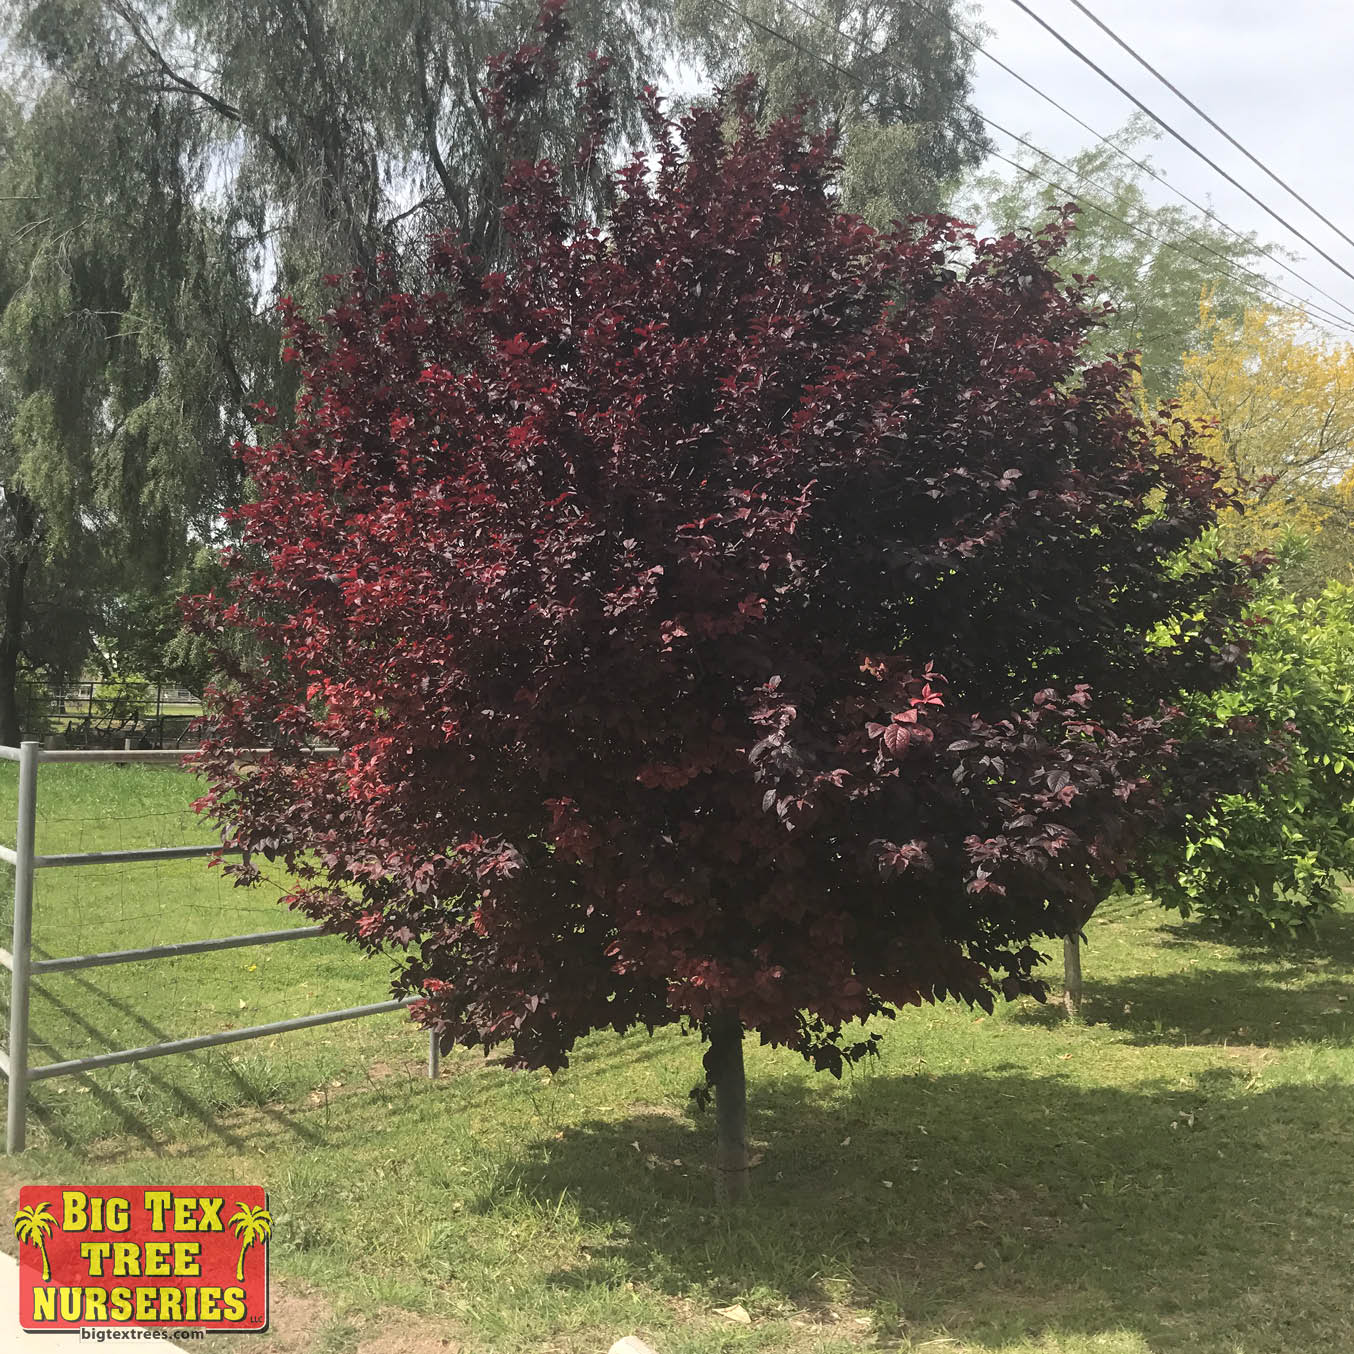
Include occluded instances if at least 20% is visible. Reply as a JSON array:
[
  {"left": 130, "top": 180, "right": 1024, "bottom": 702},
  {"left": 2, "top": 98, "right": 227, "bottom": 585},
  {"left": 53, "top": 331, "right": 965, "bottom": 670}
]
[
  {"left": 428, "top": 1028, "right": 440, "bottom": 1079},
  {"left": 7, "top": 740, "right": 40, "bottom": 1153}
]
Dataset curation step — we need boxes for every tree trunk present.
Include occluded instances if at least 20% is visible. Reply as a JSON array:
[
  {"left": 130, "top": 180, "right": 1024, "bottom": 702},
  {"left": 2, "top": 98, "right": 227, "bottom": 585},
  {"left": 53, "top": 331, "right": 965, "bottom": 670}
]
[
  {"left": 0, "top": 501, "right": 32, "bottom": 748},
  {"left": 1062, "top": 931, "right": 1083, "bottom": 1018},
  {"left": 708, "top": 1012, "right": 748, "bottom": 1205}
]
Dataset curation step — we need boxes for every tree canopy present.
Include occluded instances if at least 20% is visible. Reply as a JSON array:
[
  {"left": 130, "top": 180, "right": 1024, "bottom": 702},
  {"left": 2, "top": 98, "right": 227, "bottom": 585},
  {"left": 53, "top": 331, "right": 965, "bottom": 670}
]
[
  {"left": 1136, "top": 555, "right": 1354, "bottom": 935},
  {"left": 1175, "top": 300, "right": 1354, "bottom": 589},
  {"left": 190, "top": 25, "right": 1256, "bottom": 1194},
  {"left": 0, "top": 74, "right": 259, "bottom": 739},
  {"left": 678, "top": 0, "right": 990, "bottom": 224}
]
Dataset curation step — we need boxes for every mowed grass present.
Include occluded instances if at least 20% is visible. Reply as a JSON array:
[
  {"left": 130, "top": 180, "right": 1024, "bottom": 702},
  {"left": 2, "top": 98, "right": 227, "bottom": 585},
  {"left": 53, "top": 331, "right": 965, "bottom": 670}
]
[{"left": 1, "top": 765, "right": 1353, "bottom": 1353}]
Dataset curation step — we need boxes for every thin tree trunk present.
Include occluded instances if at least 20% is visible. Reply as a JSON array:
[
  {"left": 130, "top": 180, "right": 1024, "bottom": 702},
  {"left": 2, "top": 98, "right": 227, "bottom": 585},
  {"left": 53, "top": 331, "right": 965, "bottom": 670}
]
[
  {"left": 0, "top": 503, "right": 32, "bottom": 748},
  {"left": 1062, "top": 931, "right": 1083, "bottom": 1018},
  {"left": 709, "top": 1012, "right": 748, "bottom": 1205}
]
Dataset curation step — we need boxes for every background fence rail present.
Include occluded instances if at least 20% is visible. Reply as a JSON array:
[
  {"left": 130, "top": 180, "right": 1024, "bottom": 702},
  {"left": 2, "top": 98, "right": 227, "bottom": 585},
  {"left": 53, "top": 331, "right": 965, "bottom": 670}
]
[
  {"left": 1, "top": 740, "right": 436, "bottom": 1153},
  {"left": 20, "top": 672, "right": 205, "bottom": 750}
]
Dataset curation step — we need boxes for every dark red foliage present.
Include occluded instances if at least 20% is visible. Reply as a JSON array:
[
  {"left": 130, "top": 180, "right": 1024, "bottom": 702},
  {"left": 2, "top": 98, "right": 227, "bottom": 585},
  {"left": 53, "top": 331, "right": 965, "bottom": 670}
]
[{"left": 187, "top": 54, "right": 1253, "bottom": 1076}]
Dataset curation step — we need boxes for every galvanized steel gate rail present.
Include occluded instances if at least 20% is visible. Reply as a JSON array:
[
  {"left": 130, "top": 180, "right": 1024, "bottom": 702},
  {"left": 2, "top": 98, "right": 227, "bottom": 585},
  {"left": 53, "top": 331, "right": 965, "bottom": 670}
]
[{"left": 1, "top": 741, "right": 438, "bottom": 1154}]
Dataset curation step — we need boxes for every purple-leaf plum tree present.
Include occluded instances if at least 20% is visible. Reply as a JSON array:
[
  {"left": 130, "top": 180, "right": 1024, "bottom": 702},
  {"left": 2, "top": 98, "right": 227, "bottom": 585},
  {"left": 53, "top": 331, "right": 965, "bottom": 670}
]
[{"left": 188, "top": 5, "right": 1256, "bottom": 1201}]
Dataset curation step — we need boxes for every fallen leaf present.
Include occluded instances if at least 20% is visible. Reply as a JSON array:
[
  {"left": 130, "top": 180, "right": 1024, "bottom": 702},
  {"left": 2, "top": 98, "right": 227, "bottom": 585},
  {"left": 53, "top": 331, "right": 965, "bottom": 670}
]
[
  {"left": 840, "top": 1136, "right": 851, "bottom": 1147},
  {"left": 716, "top": 1304, "right": 751, "bottom": 1325},
  {"left": 881, "top": 1180, "right": 894, "bottom": 1189},
  {"left": 973, "top": 1261, "right": 985, "bottom": 1271}
]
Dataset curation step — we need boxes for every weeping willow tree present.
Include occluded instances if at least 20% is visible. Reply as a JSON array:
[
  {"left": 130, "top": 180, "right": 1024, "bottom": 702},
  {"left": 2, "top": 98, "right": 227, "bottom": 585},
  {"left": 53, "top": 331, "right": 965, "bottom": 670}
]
[
  {"left": 676, "top": 0, "right": 989, "bottom": 224},
  {"left": 0, "top": 71, "right": 261, "bottom": 741}
]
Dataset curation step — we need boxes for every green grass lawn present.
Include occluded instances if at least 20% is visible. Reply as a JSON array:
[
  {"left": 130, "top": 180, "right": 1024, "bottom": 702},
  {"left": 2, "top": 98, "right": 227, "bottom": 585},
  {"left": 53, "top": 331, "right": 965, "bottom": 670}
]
[
  {"left": 0, "top": 763, "right": 409, "bottom": 1147},
  {"left": 1, "top": 764, "right": 1353, "bottom": 1353}
]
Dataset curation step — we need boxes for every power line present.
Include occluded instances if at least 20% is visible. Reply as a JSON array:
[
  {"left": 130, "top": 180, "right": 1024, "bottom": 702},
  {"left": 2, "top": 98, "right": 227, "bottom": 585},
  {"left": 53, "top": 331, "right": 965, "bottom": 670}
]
[
  {"left": 901, "top": 0, "right": 1354, "bottom": 327},
  {"left": 977, "top": 118, "right": 1354, "bottom": 337},
  {"left": 1004, "top": 0, "right": 1354, "bottom": 292},
  {"left": 727, "top": 0, "right": 1354, "bottom": 335},
  {"left": 1063, "top": 0, "right": 1354, "bottom": 257}
]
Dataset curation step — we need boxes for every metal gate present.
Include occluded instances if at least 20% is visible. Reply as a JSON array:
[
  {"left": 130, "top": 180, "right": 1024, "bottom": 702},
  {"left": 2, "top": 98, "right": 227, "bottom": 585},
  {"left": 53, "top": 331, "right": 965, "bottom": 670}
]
[{"left": 0, "top": 741, "right": 437, "bottom": 1153}]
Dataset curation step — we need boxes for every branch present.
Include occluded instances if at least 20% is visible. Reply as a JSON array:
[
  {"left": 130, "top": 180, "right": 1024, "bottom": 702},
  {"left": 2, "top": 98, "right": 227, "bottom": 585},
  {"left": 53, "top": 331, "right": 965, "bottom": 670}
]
[
  {"left": 413, "top": 18, "right": 469, "bottom": 232},
  {"left": 106, "top": 0, "right": 304, "bottom": 179},
  {"left": 383, "top": 193, "right": 445, "bottom": 231}
]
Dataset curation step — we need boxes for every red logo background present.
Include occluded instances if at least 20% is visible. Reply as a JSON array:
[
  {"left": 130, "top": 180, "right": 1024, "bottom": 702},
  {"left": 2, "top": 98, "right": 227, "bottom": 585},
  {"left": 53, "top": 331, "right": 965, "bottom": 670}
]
[{"left": 16, "top": 1184, "right": 270, "bottom": 1331}]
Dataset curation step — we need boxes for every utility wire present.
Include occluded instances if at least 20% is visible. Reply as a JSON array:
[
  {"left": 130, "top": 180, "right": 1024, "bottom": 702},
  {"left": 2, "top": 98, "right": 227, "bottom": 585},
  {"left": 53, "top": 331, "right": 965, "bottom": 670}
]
[
  {"left": 978, "top": 117, "right": 1354, "bottom": 336},
  {"left": 901, "top": 0, "right": 1354, "bottom": 327},
  {"left": 725, "top": 0, "right": 1354, "bottom": 335},
  {"left": 1064, "top": 0, "right": 1354, "bottom": 257},
  {"left": 1005, "top": 0, "right": 1354, "bottom": 291}
]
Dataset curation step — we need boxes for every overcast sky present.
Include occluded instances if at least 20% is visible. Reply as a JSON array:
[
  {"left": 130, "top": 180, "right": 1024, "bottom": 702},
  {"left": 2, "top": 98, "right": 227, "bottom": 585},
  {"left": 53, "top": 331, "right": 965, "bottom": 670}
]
[{"left": 970, "top": 0, "right": 1354, "bottom": 335}]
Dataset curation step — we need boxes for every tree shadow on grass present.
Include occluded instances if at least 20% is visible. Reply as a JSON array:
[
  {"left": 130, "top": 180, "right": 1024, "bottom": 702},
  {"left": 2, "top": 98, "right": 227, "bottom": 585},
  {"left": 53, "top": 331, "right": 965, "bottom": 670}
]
[
  {"left": 1151, "top": 907, "right": 1354, "bottom": 966},
  {"left": 1077, "top": 969, "right": 1354, "bottom": 1048},
  {"left": 1067, "top": 910, "right": 1354, "bottom": 1048},
  {"left": 507, "top": 1069, "right": 1354, "bottom": 1352},
  {"left": 18, "top": 942, "right": 331, "bottom": 1153}
]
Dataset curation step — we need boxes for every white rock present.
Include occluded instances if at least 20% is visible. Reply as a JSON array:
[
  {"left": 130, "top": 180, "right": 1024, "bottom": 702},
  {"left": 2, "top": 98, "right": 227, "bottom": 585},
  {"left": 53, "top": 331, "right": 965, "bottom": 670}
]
[{"left": 608, "top": 1338, "right": 659, "bottom": 1354}]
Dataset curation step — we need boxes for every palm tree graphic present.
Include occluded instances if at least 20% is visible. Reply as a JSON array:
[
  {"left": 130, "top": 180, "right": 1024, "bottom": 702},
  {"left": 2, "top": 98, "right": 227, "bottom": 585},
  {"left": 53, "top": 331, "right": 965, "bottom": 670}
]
[
  {"left": 14, "top": 1203, "right": 57, "bottom": 1282},
  {"left": 229, "top": 1202, "right": 272, "bottom": 1282}
]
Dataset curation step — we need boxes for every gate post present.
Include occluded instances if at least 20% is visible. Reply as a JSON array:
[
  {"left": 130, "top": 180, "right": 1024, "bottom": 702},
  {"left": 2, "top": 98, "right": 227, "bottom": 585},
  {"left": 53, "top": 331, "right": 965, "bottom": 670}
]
[{"left": 7, "top": 740, "right": 40, "bottom": 1153}]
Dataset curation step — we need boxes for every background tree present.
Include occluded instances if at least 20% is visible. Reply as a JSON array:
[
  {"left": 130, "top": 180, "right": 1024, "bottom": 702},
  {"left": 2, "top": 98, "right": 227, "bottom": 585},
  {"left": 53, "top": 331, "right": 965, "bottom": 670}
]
[
  {"left": 191, "top": 32, "right": 1255, "bottom": 1199},
  {"left": 10, "top": 0, "right": 991, "bottom": 296},
  {"left": 676, "top": 0, "right": 990, "bottom": 223},
  {"left": 963, "top": 117, "right": 1273, "bottom": 398},
  {"left": 1175, "top": 300, "right": 1354, "bottom": 590},
  {"left": 0, "top": 78, "right": 259, "bottom": 741}
]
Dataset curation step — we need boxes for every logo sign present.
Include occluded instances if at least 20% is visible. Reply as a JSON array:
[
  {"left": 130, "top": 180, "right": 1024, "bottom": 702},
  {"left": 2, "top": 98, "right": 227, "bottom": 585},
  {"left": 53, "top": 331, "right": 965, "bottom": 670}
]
[{"left": 14, "top": 1186, "right": 270, "bottom": 1332}]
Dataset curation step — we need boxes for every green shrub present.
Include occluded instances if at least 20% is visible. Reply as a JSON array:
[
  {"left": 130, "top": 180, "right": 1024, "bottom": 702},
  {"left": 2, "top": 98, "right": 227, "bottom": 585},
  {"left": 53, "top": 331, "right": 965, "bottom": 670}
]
[{"left": 1148, "top": 580, "right": 1354, "bottom": 933}]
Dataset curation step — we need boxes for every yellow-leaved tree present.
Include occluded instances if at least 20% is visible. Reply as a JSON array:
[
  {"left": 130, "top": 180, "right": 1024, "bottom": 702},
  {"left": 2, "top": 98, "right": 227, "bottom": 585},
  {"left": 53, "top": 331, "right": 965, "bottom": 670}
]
[{"left": 1176, "top": 300, "right": 1354, "bottom": 586}]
